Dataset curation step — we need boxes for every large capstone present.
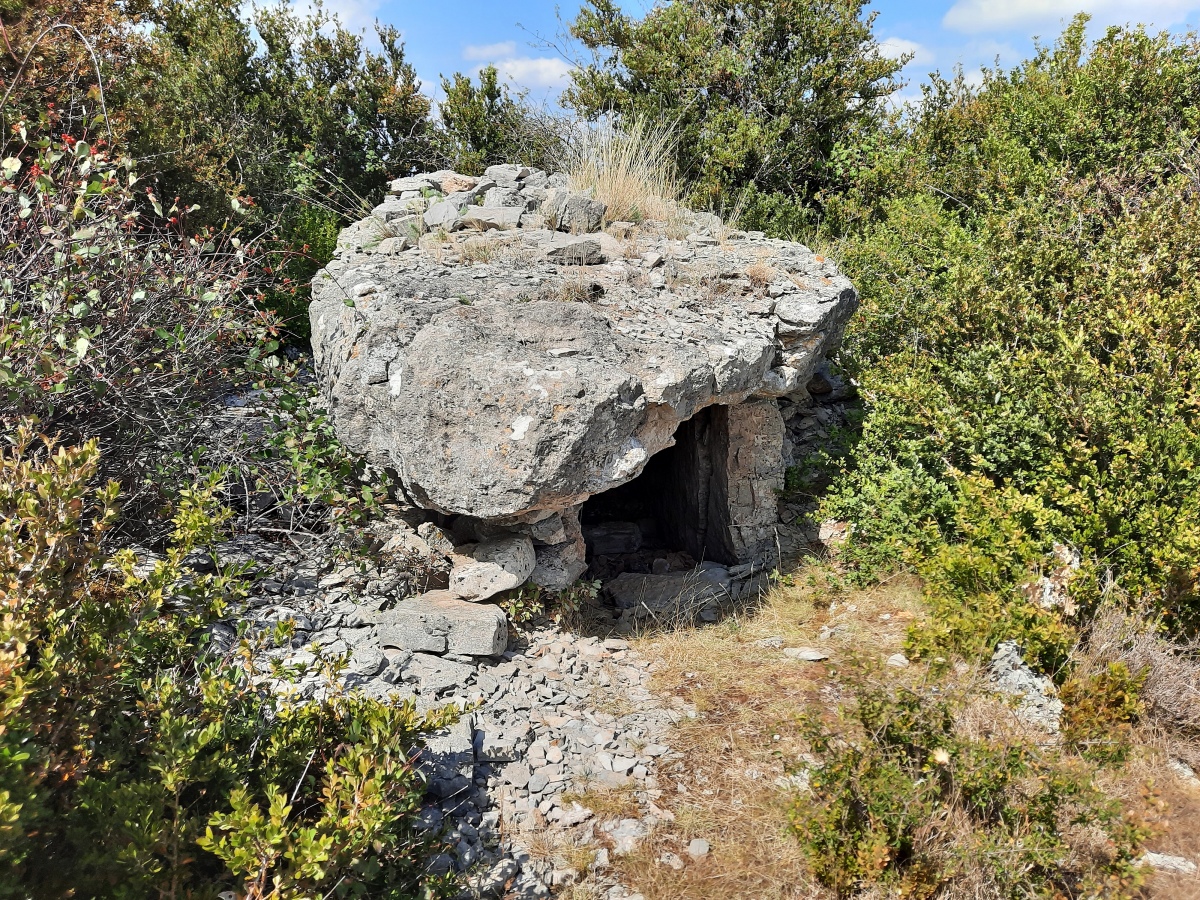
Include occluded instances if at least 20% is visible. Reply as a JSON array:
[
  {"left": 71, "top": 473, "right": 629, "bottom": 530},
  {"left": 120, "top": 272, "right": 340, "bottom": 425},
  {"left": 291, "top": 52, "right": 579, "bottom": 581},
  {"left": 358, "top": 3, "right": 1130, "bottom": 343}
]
[{"left": 311, "top": 165, "right": 857, "bottom": 591}]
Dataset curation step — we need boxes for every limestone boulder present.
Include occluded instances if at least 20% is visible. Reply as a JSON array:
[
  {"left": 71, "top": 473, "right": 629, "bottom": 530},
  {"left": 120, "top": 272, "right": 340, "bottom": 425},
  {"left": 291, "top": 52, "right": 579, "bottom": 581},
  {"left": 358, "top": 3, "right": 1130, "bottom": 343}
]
[
  {"left": 371, "top": 591, "right": 508, "bottom": 656},
  {"left": 449, "top": 535, "right": 536, "bottom": 600},
  {"left": 310, "top": 165, "right": 859, "bottom": 576}
]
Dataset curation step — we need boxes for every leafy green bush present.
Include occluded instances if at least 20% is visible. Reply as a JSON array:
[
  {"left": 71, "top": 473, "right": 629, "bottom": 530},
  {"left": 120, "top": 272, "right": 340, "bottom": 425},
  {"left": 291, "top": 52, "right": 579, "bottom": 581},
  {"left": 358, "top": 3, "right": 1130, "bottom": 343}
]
[
  {"left": 0, "top": 428, "right": 457, "bottom": 897},
  {"left": 3, "top": 0, "right": 432, "bottom": 229},
  {"left": 822, "top": 19, "right": 1200, "bottom": 644},
  {"left": 566, "top": 0, "right": 904, "bottom": 210},
  {"left": 499, "top": 579, "right": 602, "bottom": 627},
  {"left": 1060, "top": 663, "right": 1145, "bottom": 765},
  {"left": 252, "top": 383, "right": 393, "bottom": 531},
  {"left": 435, "top": 66, "right": 567, "bottom": 176},
  {"left": 793, "top": 670, "right": 1152, "bottom": 898},
  {"left": 0, "top": 128, "right": 272, "bottom": 516},
  {"left": 261, "top": 204, "right": 342, "bottom": 338}
]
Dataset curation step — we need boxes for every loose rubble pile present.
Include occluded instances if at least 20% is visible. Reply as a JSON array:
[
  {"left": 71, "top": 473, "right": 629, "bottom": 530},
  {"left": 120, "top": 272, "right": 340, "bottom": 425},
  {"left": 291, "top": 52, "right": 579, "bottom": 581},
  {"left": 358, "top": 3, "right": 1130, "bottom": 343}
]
[
  {"left": 215, "top": 532, "right": 690, "bottom": 899},
  {"left": 310, "top": 163, "right": 858, "bottom": 632}
]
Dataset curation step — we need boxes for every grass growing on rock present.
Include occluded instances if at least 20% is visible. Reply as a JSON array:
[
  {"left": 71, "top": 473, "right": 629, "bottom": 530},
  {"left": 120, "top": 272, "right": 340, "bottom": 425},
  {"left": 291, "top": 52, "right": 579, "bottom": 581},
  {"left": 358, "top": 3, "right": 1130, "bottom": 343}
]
[{"left": 560, "top": 115, "right": 683, "bottom": 225}]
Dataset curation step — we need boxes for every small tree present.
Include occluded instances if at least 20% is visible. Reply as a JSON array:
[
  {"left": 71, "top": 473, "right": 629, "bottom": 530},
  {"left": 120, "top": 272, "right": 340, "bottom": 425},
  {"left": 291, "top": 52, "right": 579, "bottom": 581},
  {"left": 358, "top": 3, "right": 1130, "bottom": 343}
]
[
  {"left": 436, "top": 65, "right": 567, "bottom": 175},
  {"left": 566, "top": 0, "right": 905, "bottom": 218}
]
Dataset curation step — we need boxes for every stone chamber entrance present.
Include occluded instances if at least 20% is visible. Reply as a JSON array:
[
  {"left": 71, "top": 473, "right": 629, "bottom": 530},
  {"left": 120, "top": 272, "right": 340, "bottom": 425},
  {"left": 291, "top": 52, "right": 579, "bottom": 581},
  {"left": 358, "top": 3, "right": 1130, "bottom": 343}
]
[{"left": 580, "top": 401, "right": 783, "bottom": 586}]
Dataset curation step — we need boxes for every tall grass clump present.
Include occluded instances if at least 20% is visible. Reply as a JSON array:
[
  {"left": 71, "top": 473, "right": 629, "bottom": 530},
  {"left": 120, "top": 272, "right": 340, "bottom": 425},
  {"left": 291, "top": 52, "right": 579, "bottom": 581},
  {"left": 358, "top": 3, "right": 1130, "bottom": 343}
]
[{"left": 560, "top": 115, "right": 682, "bottom": 224}]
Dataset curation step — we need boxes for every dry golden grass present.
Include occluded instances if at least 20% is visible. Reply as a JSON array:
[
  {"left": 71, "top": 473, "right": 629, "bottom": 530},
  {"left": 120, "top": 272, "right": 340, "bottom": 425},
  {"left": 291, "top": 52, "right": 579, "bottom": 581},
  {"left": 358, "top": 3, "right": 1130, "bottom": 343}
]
[
  {"left": 561, "top": 116, "right": 684, "bottom": 225},
  {"left": 536, "top": 268, "right": 596, "bottom": 304},
  {"left": 591, "top": 570, "right": 924, "bottom": 900},
  {"left": 457, "top": 234, "right": 499, "bottom": 264},
  {"left": 1074, "top": 603, "right": 1200, "bottom": 742},
  {"left": 746, "top": 259, "right": 779, "bottom": 288},
  {"left": 562, "top": 565, "right": 1200, "bottom": 900}
]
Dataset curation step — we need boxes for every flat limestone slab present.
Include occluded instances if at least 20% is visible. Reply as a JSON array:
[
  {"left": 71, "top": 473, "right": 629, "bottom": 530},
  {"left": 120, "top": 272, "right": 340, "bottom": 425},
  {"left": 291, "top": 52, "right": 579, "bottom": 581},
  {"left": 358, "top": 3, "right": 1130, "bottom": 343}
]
[{"left": 371, "top": 591, "right": 508, "bottom": 657}]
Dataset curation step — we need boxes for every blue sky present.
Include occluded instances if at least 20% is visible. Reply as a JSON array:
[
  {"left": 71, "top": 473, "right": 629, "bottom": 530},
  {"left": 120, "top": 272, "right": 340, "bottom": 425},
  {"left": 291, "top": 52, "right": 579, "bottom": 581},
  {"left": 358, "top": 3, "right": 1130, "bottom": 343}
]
[{"left": 326, "top": 1, "right": 1200, "bottom": 106}]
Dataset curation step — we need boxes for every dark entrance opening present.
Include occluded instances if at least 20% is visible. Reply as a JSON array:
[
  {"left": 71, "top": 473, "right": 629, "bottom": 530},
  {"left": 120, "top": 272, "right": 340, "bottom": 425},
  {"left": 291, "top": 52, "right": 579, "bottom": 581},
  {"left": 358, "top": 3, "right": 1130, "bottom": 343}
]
[{"left": 581, "top": 405, "right": 740, "bottom": 580}]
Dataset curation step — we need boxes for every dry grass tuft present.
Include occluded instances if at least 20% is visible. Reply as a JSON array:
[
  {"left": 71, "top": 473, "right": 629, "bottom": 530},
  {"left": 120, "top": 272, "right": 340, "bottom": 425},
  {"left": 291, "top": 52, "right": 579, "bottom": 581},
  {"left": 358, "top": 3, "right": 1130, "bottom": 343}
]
[
  {"left": 536, "top": 268, "right": 598, "bottom": 304},
  {"left": 1075, "top": 603, "right": 1200, "bottom": 740},
  {"left": 560, "top": 116, "right": 683, "bottom": 225},
  {"left": 458, "top": 234, "right": 500, "bottom": 264},
  {"left": 746, "top": 259, "right": 778, "bottom": 288}
]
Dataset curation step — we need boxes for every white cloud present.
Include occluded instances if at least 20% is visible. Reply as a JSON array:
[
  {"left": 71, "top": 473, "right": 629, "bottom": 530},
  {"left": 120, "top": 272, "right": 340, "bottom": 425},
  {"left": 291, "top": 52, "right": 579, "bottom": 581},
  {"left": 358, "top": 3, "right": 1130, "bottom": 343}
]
[
  {"left": 879, "top": 36, "right": 934, "bottom": 66},
  {"left": 463, "top": 41, "right": 518, "bottom": 61},
  {"left": 944, "top": 0, "right": 1200, "bottom": 34},
  {"left": 458, "top": 41, "right": 575, "bottom": 95},
  {"left": 494, "top": 56, "right": 575, "bottom": 93}
]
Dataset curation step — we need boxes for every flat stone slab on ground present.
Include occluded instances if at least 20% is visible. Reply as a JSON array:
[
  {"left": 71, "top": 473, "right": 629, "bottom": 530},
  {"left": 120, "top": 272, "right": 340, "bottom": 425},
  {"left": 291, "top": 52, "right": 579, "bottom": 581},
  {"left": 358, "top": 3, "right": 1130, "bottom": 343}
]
[{"left": 372, "top": 592, "right": 508, "bottom": 656}]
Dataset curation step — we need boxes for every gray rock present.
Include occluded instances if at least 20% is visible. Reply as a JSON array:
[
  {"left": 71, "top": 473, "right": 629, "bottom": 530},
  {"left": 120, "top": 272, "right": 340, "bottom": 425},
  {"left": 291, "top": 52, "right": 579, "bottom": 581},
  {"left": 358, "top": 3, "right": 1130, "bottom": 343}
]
[
  {"left": 539, "top": 233, "right": 603, "bottom": 265},
  {"left": 482, "top": 187, "right": 524, "bottom": 208},
  {"left": 988, "top": 640, "right": 1064, "bottom": 733},
  {"left": 686, "top": 838, "right": 710, "bottom": 860},
  {"left": 885, "top": 653, "right": 910, "bottom": 668},
  {"left": 461, "top": 206, "right": 522, "bottom": 231},
  {"left": 310, "top": 166, "right": 858, "bottom": 579},
  {"left": 425, "top": 713, "right": 475, "bottom": 776},
  {"left": 450, "top": 536, "right": 536, "bottom": 600},
  {"left": 547, "top": 191, "right": 606, "bottom": 233},
  {"left": 783, "top": 647, "right": 828, "bottom": 661},
  {"left": 601, "top": 818, "right": 647, "bottom": 855},
  {"left": 389, "top": 174, "right": 441, "bottom": 194},
  {"left": 484, "top": 164, "right": 528, "bottom": 186},
  {"left": 424, "top": 200, "right": 462, "bottom": 232},
  {"left": 1139, "top": 851, "right": 1197, "bottom": 874},
  {"left": 372, "top": 592, "right": 508, "bottom": 656},
  {"left": 466, "top": 858, "right": 519, "bottom": 898},
  {"left": 406, "top": 652, "right": 476, "bottom": 695},
  {"left": 528, "top": 510, "right": 587, "bottom": 590},
  {"left": 348, "top": 645, "right": 386, "bottom": 676}
]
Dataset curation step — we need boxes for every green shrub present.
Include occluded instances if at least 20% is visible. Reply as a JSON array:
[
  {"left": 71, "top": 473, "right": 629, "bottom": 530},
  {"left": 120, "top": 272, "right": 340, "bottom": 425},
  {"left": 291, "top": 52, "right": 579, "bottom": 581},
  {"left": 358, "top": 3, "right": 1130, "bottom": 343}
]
[
  {"left": 1060, "top": 662, "right": 1146, "bottom": 764},
  {"left": 252, "top": 383, "right": 393, "bottom": 532},
  {"left": 0, "top": 129, "right": 271, "bottom": 517},
  {"left": 904, "top": 476, "right": 1076, "bottom": 676},
  {"left": 566, "top": 0, "right": 903, "bottom": 211},
  {"left": 792, "top": 670, "right": 1153, "bottom": 898},
  {"left": 499, "top": 579, "right": 602, "bottom": 627},
  {"left": 822, "top": 19, "right": 1200, "bottom": 640},
  {"left": 0, "top": 428, "right": 457, "bottom": 897},
  {"left": 261, "top": 204, "right": 342, "bottom": 338},
  {"left": 435, "top": 66, "right": 567, "bottom": 176}
]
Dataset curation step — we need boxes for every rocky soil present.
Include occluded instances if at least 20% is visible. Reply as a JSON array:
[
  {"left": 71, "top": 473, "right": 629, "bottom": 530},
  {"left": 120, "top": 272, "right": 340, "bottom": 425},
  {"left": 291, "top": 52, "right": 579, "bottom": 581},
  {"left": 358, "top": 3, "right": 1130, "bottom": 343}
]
[{"left": 205, "top": 528, "right": 703, "bottom": 900}]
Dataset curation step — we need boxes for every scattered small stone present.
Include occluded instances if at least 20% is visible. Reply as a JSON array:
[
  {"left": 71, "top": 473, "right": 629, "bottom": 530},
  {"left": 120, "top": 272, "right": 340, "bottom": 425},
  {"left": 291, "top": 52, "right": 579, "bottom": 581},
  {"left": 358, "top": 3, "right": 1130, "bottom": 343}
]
[
  {"left": 603, "top": 818, "right": 649, "bottom": 855},
  {"left": 783, "top": 647, "right": 828, "bottom": 661},
  {"left": 886, "top": 653, "right": 910, "bottom": 668},
  {"left": 988, "top": 640, "right": 1063, "bottom": 733},
  {"left": 1169, "top": 757, "right": 1200, "bottom": 785},
  {"left": 1139, "top": 851, "right": 1198, "bottom": 874},
  {"left": 686, "top": 838, "right": 711, "bottom": 860}
]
